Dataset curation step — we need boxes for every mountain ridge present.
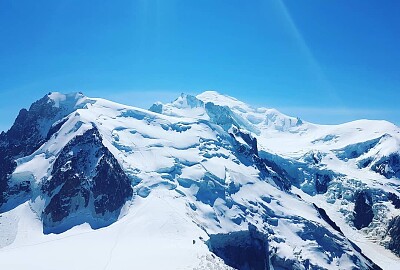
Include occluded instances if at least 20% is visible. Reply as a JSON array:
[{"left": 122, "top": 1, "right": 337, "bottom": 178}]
[{"left": 0, "top": 91, "right": 399, "bottom": 270}]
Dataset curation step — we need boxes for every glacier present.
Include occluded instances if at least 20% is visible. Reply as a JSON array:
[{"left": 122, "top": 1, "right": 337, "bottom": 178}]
[{"left": 0, "top": 91, "right": 399, "bottom": 269}]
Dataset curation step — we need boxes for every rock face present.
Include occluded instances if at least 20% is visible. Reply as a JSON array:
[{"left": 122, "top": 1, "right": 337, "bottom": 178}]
[
  {"left": 1, "top": 98, "right": 58, "bottom": 157},
  {"left": 388, "top": 193, "right": 400, "bottom": 209},
  {"left": 387, "top": 216, "right": 400, "bottom": 256},
  {"left": 1, "top": 93, "right": 132, "bottom": 234},
  {"left": 1, "top": 91, "right": 400, "bottom": 269},
  {"left": 41, "top": 127, "right": 133, "bottom": 234},
  {"left": 371, "top": 153, "right": 400, "bottom": 179},
  {"left": 0, "top": 149, "right": 17, "bottom": 209},
  {"left": 353, "top": 190, "right": 374, "bottom": 230},
  {"left": 315, "top": 174, "right": 331, "bottom": 194},
  {"left": 206, "top": 225, "right": 269, "bottom": 270},
  {"left": 0, "top": 93, "right": 83, "bottom": 210}
]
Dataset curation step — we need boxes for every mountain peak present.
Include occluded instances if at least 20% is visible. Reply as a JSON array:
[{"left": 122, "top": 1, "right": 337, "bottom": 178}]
[
  {"left": 46, "top": 92, "right": 88, "bottom": 109},
  {"left": 196, "top": 91, "right": 249, "bottom": 109},
  {"left": 1, "top": 91, "right": 400, "bottom": 269}
]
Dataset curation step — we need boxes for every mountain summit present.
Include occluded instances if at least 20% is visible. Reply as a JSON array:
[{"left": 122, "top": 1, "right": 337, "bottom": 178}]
[{"left": 0, "top": 91, "right": 399, "bottom": 269}]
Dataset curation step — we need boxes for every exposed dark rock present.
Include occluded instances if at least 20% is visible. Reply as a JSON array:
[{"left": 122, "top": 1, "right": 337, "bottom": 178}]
[
  {"left": 387, "top": 216, "right": 400, "bottom": 256},
  {"left": 313, "top": 203, "right": 343, "bottom": 234},
  {"left": 3, "top": 95, "right": 63, "bottom": 157},
  {"left": 46, "top": 118, "right": 68, "bottom": 140},
  {"left": 303, "top": 151, "right": 323, "bottom": 165},
  {"left": 42, "top": 127, "right": 133, "bottom": 233},
  {"left": 388, "top": 193, "right": 400, "bottom": 209},
  {"left": 227, "top": 130, "right": 292, "bottom": 191},
  {"left": 315, "top": 174, "right": 331, "bottom": 194},
  {"left": 0, "top": 93, "right": 88, "bottom": 210},
  {"left": 0, "top": 95, "right": 61, "bottom": 209},
  {"left": 231, "top": 127, "right": 258, "bottom": 155},
  {"left": 353, "top": 190, "right": 374, "bottom": 230},
  {"left": 0, "top": 152, "right": 17, "bottom": 208},
  {"left": 371, "top": 153, "right": 400, "bottom": 179},
  {"left": 207, "top": 224, "right": 269, "bottom": 270},
  {"left": 359, "top": 158, "right": 373, "bottom": 169},
  {"left": 92, "top": 149, "right": 133, "bottom": 215},
  {"left": 254, "top": 156, "right": 291, "bottom": 191}
]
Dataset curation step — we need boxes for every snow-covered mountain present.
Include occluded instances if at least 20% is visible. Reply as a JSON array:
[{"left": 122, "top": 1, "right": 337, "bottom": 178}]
[{"left": 0, "top": 91, "right": 399, "bottom": 269}]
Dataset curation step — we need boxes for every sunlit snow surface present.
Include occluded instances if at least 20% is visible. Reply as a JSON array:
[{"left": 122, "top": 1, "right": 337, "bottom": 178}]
[{"left": 1, "top": 91, "right": 400, "bottom": 269}]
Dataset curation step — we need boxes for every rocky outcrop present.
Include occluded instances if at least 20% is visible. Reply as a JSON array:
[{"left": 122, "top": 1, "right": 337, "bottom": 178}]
[
  {"left": 0, "top": 94, "right": 74, "bottom": 209},
  {"left": 315, "top": 174, "right": 331, "bottom": 194},
  {"left": 0, "top": 149, "right": 17, "bottom": 209},
  {"left": 388, "top": 193, "right": 400, "bottom": 209},
  {"left": 371, "top": 153, "right": 400, "bottom": 179},
  {"left": 387, "top": 216, "right": 400, "bottom": 256},
  {"left": 42, "top": 127, "right": 133, "bottom": 233},
  {"left": 207, "top": 225, "right": 269, "bottom": 270},
  {"left": 353, "top": 190, "right": 374, "bottom": 230}
]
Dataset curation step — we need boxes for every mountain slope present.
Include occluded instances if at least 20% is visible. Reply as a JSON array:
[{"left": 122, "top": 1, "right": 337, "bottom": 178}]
[{"left": 0, "top": 91, "right": 399, "bottom": 269}]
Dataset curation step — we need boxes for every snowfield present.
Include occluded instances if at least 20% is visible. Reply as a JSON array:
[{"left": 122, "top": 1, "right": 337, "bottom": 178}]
[{"left": 0, "top": 91, "right": 399, "bottom": 269}]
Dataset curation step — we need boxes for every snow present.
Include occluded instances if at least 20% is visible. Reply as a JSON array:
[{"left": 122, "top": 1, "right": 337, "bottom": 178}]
[
  {"left": 292, "top": 187, "right": 400, "bottom": 270},
  {"left": 0, "top": 192, "right": 217, "bottom": 270},
  {"left": 47, "top": 92, "right": 88, "bottom": 110},
  {"left": 1, "top": 90, "right": 400, "bottom": 269},
  {"left": 197, "top": 91, "right": 249, "bottom": 109}
]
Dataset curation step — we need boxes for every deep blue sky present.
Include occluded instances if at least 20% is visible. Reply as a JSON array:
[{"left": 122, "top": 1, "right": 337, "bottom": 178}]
[{"left": 1, "top": 0, "right": 399, "bottom": 131}]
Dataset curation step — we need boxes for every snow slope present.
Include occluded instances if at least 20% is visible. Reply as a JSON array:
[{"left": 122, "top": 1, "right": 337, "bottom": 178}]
[{"left": 0, "top": 91, "right": 399, "bottom": 269}]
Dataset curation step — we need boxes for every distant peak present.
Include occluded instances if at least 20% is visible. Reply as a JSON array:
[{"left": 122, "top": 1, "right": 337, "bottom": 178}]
[
  {"left": 196, "top": 91, "right": 249, "bottom": 109},
  {"left": 196, "top": 90, "right": 225, "bottom": 99},
  {"left": 170, "top": 93, "right": 204, "bottom": 109}
]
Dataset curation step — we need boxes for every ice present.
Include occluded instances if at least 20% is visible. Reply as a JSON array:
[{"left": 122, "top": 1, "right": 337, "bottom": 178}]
[{"left": 1, "top": 90, "right": 400, "bottom": 269}]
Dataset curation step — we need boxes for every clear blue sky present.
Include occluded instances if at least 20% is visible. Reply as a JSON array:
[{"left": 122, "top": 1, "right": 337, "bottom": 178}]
[{"left": 1, "top": 0, "right": 399, "bottom": 131}]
